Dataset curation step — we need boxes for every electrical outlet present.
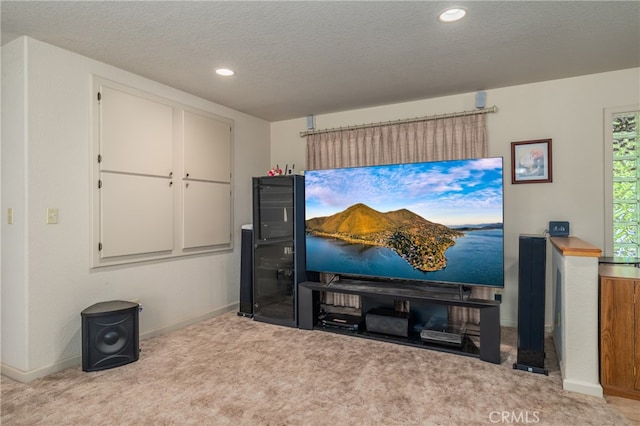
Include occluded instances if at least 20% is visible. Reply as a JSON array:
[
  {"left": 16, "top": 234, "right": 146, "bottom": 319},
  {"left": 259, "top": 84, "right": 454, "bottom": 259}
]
[{"left": 549, "top": 221, "right": 569, "bottom": 237}]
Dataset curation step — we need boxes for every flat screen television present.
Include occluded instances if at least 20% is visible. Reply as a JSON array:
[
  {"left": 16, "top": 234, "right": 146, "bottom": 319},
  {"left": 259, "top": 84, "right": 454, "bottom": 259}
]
[{"left": 304, "top": 157, "right": 504, "bottom": 287}]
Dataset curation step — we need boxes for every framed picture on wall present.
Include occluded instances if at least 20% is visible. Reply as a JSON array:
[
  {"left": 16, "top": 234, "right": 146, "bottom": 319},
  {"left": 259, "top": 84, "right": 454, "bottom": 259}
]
[{"left": 511, "top": 139, "right": 553, "bottom": 184}]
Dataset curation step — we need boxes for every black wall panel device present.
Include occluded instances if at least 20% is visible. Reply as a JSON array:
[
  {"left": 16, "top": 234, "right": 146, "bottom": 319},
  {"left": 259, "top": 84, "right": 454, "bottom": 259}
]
[
  {"left": 238, "top": 226, "right": 254, "bottom": 317},
  {"left": 548, "top": 221, "right": 570, "bottom": 237},
  {"left": 514, "top": 235, "right": 548, "bottom": 375},
  {"left": 81, "top": 300, "right": 139, "bottom": 372}
]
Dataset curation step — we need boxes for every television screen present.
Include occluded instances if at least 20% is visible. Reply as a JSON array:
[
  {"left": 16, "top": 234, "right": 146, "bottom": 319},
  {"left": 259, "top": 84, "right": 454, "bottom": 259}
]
[{"left": 304, "top": 157, "right": 504, "bottom": 287}]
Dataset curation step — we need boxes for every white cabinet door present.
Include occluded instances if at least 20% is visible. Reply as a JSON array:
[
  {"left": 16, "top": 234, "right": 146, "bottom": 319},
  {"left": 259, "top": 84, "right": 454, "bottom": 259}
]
[
  {"left": 183, "top": 110, "right": 231, "bottom": 182},
  {"left": 183, "top": 180, "right": 231, "bottom": 249},
  {"left": 100, "top": 173, "right": 173, "bottom": 258},
  {"left": 92, "top": 78, "right": 234, "bottom": 267},
  {"left": 100, "top": 86, "right": 173, "bottom": 177}
]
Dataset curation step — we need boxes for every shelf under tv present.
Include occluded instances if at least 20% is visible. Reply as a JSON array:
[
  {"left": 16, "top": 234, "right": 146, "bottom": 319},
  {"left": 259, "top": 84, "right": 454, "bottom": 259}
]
[
  {"left": 303, "top": 279, "right": 498, "bottom": 308},
  {"left": 316, "top": 323, "right": 481, "bottom": 357},
  {"left": 298, "top": 280, "right": 501, "bottom": 364}
]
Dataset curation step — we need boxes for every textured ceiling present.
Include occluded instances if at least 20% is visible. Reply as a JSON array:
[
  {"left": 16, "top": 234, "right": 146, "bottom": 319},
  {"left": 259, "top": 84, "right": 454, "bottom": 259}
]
[{"left": 2, "top": 1, "right": 639, "bottom": 121}]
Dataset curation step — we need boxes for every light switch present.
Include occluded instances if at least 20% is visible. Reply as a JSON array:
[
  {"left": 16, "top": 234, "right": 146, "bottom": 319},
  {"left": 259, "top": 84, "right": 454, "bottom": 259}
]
[
  {"left": 7, "top": 208, "right": 13, "bottom": 224},
  {"left": 47, "top": 208, "right": 58, "bottom": 224}
]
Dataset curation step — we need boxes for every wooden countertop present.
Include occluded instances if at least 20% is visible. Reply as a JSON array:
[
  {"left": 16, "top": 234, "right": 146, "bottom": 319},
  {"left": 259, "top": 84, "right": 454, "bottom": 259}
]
[
  {"left": 550, "top": 236, "right": 602, "bottom": 257},
  {"left": 599, "top": 264, "right": 640, "bottom": 280}
]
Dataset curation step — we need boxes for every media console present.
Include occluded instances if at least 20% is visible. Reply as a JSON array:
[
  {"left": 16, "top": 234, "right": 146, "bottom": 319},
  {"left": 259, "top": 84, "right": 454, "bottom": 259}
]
[{"left": 298, "top": 280, "right": 501, "bottom": 364}]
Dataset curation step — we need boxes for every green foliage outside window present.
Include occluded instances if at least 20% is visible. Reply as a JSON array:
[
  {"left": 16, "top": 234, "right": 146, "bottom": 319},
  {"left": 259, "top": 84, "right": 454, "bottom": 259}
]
[{"left": 613, "top": 112, "right": 640, "bottom": 257}]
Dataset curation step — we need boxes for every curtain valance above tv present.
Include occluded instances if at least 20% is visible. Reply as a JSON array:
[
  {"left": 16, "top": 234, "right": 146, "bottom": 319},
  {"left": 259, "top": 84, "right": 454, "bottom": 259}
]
[{"left": 299, "top": 105, "right": 497, "bottom": 138}]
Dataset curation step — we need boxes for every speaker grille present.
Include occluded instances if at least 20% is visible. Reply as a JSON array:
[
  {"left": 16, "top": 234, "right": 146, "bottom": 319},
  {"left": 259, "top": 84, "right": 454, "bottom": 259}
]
[
  {"left": 95, "top": 324, "right": 128, "bottom": 354},
  {"left": 82, "top": 301, "right": 139, "bottom": 372},
  {"left": 516, "top": 235, "right": 546, "bottom": 369}
]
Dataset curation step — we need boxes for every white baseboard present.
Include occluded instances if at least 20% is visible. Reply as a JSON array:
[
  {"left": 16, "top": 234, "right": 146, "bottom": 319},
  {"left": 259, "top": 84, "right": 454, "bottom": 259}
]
[
  {"left": 563, "top": 378, "right": 603, "bottom": 398},
  {"left": 1, "top": 355, "right": 81, "bottom": 384},
  {"left": 500, "top": 319, "right": 517, "bottom": 328},
  {"left": 140, "top": 303, "right": 238, "bottom": 340},
  {"left": 0, "top": 303, "right": 238, "bottom": 383},
  {"left": 499, "top": 320, "right": 554, "bottom": 333}
]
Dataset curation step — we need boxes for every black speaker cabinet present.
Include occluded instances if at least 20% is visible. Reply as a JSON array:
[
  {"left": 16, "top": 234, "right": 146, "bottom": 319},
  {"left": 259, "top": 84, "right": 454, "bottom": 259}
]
[
  {"left": 365, "top": 308, "right": 409, "bottom": 337},
  {"left": 514, "top": 235, "right": 548, "bottom": 375},
  {"left": 238, "top": 226, "right": 254, "bottom": 317},
  {"left": 81, "top": 300, "right": 139, "bottom": 372}
]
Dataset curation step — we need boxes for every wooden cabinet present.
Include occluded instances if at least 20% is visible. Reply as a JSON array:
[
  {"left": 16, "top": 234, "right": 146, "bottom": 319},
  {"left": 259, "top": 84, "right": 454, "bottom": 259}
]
[{"left": 599, "top": 265, "right": 640, "bottom": 400}]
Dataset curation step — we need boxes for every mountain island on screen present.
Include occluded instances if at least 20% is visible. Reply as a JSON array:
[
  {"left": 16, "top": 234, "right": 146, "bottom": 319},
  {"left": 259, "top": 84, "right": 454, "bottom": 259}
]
[{"left": 304, "top": 158, "right": 505, "bottom": 287}]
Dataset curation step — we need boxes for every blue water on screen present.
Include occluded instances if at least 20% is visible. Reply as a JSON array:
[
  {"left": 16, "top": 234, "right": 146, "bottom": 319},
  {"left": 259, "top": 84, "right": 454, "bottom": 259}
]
[{"left": 306, "top": 229, "right": 504, "bottom": 287}]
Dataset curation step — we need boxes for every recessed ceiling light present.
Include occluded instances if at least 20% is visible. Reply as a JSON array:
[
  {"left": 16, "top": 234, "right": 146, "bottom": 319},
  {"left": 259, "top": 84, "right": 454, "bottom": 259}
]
[
  {"left": 439, "top": 7, "right": 466, "bottom": 23},
  {"left": 215, "top": 68, "right": 235, "bottom": 77}
]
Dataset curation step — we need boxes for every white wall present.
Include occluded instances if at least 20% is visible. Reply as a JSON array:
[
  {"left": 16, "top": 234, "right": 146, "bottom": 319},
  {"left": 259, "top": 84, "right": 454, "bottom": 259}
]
[
  {"left": 1, "top": 37, "right": 29, "bottom": 371},
  {"left": 270, "top": 67, "right": 640, "bottom": 328},
  {"left": 1, "top": 37, "right": 270, "bottom": 381},
  {"left": 3, "top": 35, "right": 638, "bottom": 380}
]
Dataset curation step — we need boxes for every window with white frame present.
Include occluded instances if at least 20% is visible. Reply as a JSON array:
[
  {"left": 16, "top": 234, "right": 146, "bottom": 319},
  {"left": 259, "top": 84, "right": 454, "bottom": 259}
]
[{"left": 606, "top": 107, "right": 640, "bottom": 257}]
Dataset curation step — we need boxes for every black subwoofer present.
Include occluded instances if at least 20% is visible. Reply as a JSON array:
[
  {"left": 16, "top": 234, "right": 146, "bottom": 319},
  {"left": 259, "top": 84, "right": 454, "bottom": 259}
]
[{"left": 81, "top": 300, "right": 140, "bottom": 372}]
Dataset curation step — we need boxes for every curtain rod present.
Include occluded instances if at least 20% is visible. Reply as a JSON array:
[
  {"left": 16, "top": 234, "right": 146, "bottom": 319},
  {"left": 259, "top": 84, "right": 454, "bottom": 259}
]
[{"left": 299, "top": 105, "right": 497, "bottom": 137}]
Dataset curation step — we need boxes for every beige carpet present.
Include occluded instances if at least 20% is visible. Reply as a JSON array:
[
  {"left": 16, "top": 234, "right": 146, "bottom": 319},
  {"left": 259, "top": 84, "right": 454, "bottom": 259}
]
[{"left": 1, "top": 312, "right": 633, "bottom": 425}]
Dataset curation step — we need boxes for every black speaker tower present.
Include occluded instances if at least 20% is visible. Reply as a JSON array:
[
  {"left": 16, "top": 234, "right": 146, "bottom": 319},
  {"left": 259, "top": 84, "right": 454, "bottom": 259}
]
[
  {"left": 513, "top": 235, "right": 548, "bottom": 375},
  {"left": 238, "top": 226, "right": 253, "bottom": 317},
  {"left": 81, "top": 300, "right": 140, "bottom": 372}
]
